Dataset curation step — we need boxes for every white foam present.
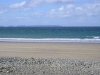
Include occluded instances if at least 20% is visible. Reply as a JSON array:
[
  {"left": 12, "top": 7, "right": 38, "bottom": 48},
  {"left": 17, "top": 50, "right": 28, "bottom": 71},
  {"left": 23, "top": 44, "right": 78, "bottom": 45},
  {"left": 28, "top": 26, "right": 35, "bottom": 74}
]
[
  {"left": 0, "top": 38, "right": 100, "bottom": 43},
  {"left": 93, "top": 36, "right": 100, "bottom": 39}
]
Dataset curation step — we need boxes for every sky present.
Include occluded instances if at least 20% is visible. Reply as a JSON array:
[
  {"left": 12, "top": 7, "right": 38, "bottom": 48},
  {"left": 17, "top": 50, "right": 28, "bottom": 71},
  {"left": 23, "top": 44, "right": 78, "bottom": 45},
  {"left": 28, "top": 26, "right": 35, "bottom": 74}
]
[{"left": 0, "top": 0, "right": 100, "bottom": 27}]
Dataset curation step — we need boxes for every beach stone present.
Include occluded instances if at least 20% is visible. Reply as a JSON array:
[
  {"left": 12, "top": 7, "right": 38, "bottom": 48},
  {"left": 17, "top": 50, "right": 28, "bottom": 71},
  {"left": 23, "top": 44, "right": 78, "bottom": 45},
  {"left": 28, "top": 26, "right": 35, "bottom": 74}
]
[{"left": 0, "top": 66, "right": 15, "bottom": 73}]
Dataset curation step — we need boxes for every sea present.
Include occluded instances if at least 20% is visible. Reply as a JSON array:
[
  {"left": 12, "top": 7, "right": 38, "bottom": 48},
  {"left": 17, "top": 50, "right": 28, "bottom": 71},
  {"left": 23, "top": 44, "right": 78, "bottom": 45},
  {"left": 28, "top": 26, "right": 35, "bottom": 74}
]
[{"left": 0, "top": 27, "right": 100, "bottom": 43}]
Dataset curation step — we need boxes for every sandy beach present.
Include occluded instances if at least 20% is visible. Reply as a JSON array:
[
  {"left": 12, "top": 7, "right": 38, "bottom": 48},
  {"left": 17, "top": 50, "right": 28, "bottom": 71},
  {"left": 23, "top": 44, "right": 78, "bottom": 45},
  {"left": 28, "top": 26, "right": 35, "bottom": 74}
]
[
  {"left": 0, "top": 42, "right": 100, "bottom": 60},
  {"left": 0, "top": 42, "right": 100, "bottom": 75}
]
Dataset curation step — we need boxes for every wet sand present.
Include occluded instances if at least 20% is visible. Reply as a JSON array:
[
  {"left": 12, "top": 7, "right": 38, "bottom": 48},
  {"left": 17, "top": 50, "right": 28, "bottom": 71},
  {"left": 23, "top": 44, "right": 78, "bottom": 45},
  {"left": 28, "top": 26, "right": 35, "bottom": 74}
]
[{"left": 0, "top": 42, "right": 100, "bottom": 60}]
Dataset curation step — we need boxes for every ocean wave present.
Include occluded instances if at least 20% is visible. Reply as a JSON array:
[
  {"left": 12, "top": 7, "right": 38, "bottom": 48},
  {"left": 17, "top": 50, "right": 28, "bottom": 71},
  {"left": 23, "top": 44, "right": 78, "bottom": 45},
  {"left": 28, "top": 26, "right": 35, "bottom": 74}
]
[
  {"left": 0, "top": 38, "right": 100, "bottom": 43},
  {"left": 93, "top": 36, "right": 100, "bottom": 39}
]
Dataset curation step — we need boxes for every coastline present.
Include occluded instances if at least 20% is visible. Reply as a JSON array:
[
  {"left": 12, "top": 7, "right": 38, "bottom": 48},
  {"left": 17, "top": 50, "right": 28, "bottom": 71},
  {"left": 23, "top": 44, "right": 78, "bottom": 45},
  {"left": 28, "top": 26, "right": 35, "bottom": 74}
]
[
  {"left": 0, "top": 38, "right": 100, "bottom": 43},
  {"left": 0, "top": 42, "right": 100, "bottom": 60}
]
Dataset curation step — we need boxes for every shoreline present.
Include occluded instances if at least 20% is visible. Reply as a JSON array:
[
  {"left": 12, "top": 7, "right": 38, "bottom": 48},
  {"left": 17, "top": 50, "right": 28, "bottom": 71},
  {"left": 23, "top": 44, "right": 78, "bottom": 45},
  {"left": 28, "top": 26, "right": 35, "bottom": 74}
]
[
  {"left": 0, "top": 38, "right": 100, "bottom": 43},
  {"left": 0, "top": 42, "right": 100, "bottom": 60}
]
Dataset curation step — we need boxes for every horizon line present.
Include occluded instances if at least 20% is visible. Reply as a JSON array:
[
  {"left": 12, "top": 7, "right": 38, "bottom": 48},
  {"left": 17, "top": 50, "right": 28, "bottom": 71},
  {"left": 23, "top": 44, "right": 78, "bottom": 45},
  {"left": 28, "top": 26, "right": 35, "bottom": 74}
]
[{"left": 0, "top": 26, "right": 100, "bottom": 27}]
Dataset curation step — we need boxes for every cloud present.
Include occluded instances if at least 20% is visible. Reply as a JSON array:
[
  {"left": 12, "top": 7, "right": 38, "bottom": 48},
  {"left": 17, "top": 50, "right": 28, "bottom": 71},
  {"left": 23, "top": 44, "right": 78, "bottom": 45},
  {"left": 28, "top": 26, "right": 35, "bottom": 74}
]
[
  {"left": 9, "top": 0, "right": 73, "bottom": 9},
  {"left": 45, "top": 2, "right": 100, "bottom": 18},
  {"left": 44, "top": 0, "right": 73, "bottom": 3},
  {"left": 15, "top": 16, "right": 26, "bottom": 19},
  {"left": 9, "top": 1, "right": 26, "bottom": 9},
  {"left": 29, "top": 0, "right": 73, "bottom": 7},
  {"left": 8, "top": 0, "right": 100, "bottom": 18}
]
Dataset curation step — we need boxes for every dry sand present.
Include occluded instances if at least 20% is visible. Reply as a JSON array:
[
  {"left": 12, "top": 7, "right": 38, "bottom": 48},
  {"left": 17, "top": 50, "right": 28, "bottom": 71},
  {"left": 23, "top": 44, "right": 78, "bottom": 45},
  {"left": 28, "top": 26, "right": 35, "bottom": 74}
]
[{"left": 0, "top": 42, "right": 100, "bottom": 60}]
